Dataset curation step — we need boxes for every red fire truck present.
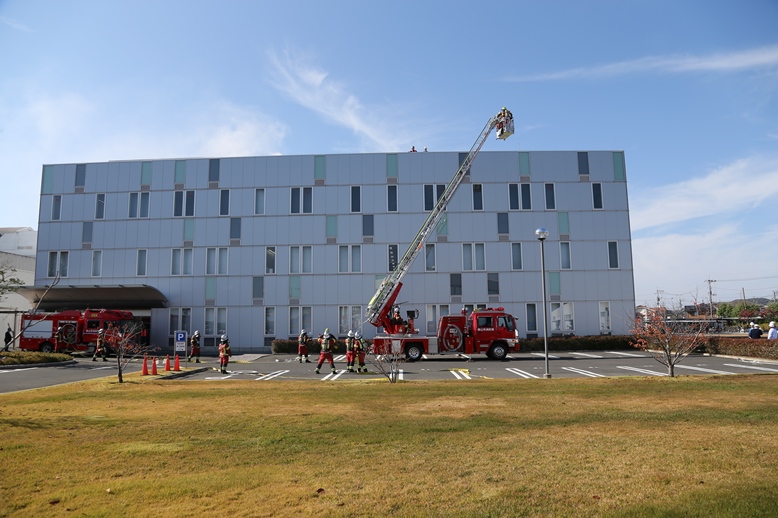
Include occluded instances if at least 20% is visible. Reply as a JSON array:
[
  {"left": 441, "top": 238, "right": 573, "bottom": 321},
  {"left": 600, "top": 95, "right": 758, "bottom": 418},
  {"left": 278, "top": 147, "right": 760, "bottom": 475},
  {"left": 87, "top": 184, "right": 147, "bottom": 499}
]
[
  {"left": 367, "top": 108, "right": 520, "bottom": 361},
  {"left": 19, "top": 308, "right": 139, "bottom": 354}
]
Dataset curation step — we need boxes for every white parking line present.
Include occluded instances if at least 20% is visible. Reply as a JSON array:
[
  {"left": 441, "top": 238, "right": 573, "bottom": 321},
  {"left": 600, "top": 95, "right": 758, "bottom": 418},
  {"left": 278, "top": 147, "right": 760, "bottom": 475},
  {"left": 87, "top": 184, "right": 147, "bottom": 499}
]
[
  {"left": 531, "top": 352, "right": 560, "bottom": 359},
  {"left": 256, "top": 370, "right": 289, "bottom": 381},
  {"left": 606, "top": 351, "right": 646, "bottom": 358},
  {"left": 569, "top": 352, "right": 603, "bottom": 358},
  {"left": 333, "top": 355, "right": 346, "bottom": 362},
  {"left": 723, "top": 363, "right": 778, "bottom": 373},
  {"left": 617, "top": 366, "right": 667, "bottom": 376},
  {"left": 674, "top": 365, "right": 735, "bottom": 375},
  {"left": 320, "top": 370, "right": 346, "bottom": 381},
  {"left": 0, "top": 367, "right": 39, "bottom": 373},
  {"left": 561, "top": 366, "right": 605, "bottom": 377},
  {"left": 506, "top": 367, "right": 539, "bottom": 379},
  {"left": 450, "top": 370, "right": 472, "bottom": 380}
]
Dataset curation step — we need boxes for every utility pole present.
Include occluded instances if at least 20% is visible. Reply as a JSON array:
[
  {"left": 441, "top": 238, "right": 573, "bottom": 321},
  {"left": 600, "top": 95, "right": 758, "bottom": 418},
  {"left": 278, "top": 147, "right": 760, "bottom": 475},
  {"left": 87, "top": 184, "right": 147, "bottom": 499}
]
[
  {"left": 706, "top": 279, "right": 716, "bottom": 317},
  {"left": 656, "top": 289, "right": 664, "bottom": 308}
]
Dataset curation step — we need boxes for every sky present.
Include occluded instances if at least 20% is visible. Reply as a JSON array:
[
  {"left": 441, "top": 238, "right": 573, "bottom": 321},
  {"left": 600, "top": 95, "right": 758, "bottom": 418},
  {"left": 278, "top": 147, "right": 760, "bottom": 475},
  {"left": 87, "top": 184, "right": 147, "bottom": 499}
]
[{"left": 1, "top": 0, "right": 777, "bottom": 308}]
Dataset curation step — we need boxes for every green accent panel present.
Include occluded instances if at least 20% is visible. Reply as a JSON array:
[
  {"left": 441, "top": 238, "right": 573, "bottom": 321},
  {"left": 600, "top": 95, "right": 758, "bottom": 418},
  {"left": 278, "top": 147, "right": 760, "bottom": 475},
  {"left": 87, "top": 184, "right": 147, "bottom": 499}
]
[
  {"left": 558, "top": 212, "right": 569, "bottom": 234},
  {"left": 613, "top": 152, "right": 626, "bottom": 181},
  {"left": 314, "top": 155, "right": 326, "bottom": 179},
  {"left": 42, "top": 165, "right": 54, "bottom": 194},
  {"left": 519, "top": 152, "right": 531, "bottom": 176},
  {"left": 141, "top": 162, "right": 153, "bottom": 185},
  {"left": 549, "top": 271, "right": 561, "bottom": 295},
  {"left": 175, "top": 160, "right": 186, "bottom": 183},
  {"left": 205, "top": 277, "right": 216, "bottom": 300},
  {"left": 183, "top": 219, "right": 194, "bottom": 241},
  {"left": 326, "top": 215, "right": 337, "bottom": 238},
  {"left": 436, "top": 213, "right": 448, "bottom": 235},
  {"left": 289, "top": 275, "right": 301, "bottom": 299},
  {"left": 386, "top": 154, "right": 398, "bottom": 178}
]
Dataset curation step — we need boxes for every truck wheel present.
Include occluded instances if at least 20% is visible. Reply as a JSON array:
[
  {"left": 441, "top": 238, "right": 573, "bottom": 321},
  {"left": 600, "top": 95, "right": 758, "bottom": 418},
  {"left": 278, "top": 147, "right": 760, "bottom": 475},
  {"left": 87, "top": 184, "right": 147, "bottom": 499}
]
[
  {"left": 40, "top": 342, "right": 55, "bottom": 354},
  {"left": 489, "top": 343, "right": 508, "bottom": 361},
  {"left": 405, "top": 343, "right": 424, "bottom": 362}
]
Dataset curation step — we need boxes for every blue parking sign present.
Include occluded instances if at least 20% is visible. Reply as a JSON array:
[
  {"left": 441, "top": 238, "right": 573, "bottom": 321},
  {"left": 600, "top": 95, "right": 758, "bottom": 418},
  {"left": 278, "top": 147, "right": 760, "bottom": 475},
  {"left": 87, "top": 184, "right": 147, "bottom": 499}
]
[{"left": 174, "top": 330, "right": 188, "bottom": 353}]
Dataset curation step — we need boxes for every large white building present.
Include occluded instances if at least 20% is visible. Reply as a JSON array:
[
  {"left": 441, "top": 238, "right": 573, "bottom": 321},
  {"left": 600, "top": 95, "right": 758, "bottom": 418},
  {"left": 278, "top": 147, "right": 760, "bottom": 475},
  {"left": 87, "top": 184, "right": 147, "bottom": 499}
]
[{"left": 31, "top": 150, "right": 635, "bottom": 353}]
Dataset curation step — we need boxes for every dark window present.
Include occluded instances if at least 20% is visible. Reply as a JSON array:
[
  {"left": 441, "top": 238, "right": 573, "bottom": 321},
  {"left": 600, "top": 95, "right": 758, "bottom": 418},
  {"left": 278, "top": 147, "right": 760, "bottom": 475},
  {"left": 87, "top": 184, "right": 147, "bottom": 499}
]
[
  {"left": 253, "top": 276, "right": 264, "bottom": 299},
  {"left": 302, "top": 187, "right": 312, "bottom": 213},
  {"left": 362, "top": 215, "right": 374, "bottom": 236},
  {"left": 521, "top": 184, "right": 531, "bottom": 210},
  {"left": 82, "top": 222, "right": 92, "bottom": 243},
  {"left": 578, "top": 152, "right": 589, "bottom": 175},
  {"left": 52, "top": 195, "right": 61, "bottom": 221},
  {"left": 220, "top": 190, "right": 230, "bottom": 216},
  {"left": 509, "top": 184, "right": 519, "bottom": 210},
  {"left": 209, "top": 159, "right": 220, "bottom": 182},
  {"left": 497, "top": 213, "right": 509, "bottom": 234},
  {"left": 388, "top": 244, "right": 398, "bottom": 272},
  {"left": 450, "top": 273, "right": 462, "bottom": 296},
  {"left": 477, "top": 316, "right": 493, "bottom": 328},
  {"left": 487, "top": 273, "right": 499, "bottom": 295},
  {"left": 387, "top": 185, "right": 397, "bottom": 212},
  {"left": 230, "top": 218, "right": 241, "bottom": 239},
  {"left": 75, "top": 164, "right": 86, "bottom": 187},
  {"left": 545, "top": 184, "right": 555, "bottom": 210},
  {"left": 351, "top": 186, "right": 361, "bottom": 213},
  {"left": 592, "top": 183, "right": 603, "bottom": 209},
  {"left": 473, "top": 184, "right": 483, "bottom": 210},
  {"left": 608, "top": 241, "right": 619, "bottom": 269},
  {"left": 424, "top": 184, "right": 434, "bottom": 211},
  {"left": 95, "top": 194, "right": 105, "bottom": 219}
]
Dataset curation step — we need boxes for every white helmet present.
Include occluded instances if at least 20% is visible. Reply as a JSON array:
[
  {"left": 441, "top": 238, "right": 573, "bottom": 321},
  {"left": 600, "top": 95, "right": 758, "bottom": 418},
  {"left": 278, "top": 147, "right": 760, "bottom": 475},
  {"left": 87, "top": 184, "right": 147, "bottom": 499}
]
[
  {"left": 220, "top": 334, "right": 229, "bottom": 342},
  {"left": 347, "top": 330, "right": 354, "bottom": 338},
  {"left": 355, "top": 331, "right": 362, "bottom": 339},
  {"left": 193, "top": 330, "right": 200, "bottom": 337},
  {"left": 300, "top": 329, "right": 307, "bottom": 335}
]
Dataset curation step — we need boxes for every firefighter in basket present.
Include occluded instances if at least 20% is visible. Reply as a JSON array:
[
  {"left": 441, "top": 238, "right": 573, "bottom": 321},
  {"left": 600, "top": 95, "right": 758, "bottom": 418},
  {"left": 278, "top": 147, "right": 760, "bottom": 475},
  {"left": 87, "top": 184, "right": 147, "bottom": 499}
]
[
  {"left": 218, "top": 334, "right": 232, "bottom": 374},
  {"left": 354, "top": 330, "right": 368, "bottom": 373},
  {"left": 345, "top": 330, "right": 356, "bottom": 372},
  {"left": 297, "top": 329, "right": 311, "bottom": 363},
  {"left": 188, "top": 330, "right": 201, "bottom": 363},
  {"left": 92, "top": 329, "right": 108, "bottom": 362},
  {"left": 315, "top": 328, "right": 337, "bottom": 375}
]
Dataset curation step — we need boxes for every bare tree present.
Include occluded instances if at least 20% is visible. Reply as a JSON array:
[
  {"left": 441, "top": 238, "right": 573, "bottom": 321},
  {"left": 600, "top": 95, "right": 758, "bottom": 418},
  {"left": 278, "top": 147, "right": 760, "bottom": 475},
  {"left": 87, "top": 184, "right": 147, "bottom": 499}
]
[
  {"left": 367, "top": 342, "right": 404, "bottom": 384},
  {"left": 631, "top": 307, "right": 707, "bottom": 377},
  {"left": 105, "top": 320, "right": 151, "bottom": 383}
]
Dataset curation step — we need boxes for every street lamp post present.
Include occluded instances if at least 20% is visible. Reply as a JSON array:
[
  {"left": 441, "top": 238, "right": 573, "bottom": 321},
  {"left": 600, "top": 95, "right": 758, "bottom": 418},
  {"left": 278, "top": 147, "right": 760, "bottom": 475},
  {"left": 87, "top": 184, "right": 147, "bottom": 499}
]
[{"left": 535, "top": 227, "right": 551, "bottom": 379}]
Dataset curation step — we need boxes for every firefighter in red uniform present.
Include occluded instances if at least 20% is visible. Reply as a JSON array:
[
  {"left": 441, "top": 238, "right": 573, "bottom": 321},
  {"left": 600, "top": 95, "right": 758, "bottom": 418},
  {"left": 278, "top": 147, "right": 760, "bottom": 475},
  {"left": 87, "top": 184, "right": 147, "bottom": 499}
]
[
  {"left": 345, "top": 330, "right": 356, "bottom": 372},
  {"left": 297, "top": 329, "right": 311, "bottom": 363},
  {"left": 218, "top": 334, "right": 232, "bottom": 374},
  {"left": 315, "top": 328, "right": 337, "bottom": 375},
  {"left": 188, "top": 330, "right": 201, "bottom": 362},
  {"left": 355, "top": 330, "right": 368, "bottom": 373},
  {"left": 92, "top": 329, "right": 108, "bottom": 362}
]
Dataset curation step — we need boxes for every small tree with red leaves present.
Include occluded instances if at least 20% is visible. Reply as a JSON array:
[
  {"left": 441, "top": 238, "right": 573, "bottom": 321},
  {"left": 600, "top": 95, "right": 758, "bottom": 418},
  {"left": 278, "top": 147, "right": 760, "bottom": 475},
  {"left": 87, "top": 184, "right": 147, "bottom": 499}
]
[
  {"left": 630, "top": 308, "right": 707, "bottom": 377},
  {"left": 104, "top": 320, "right": 151, "bottom": 383}
]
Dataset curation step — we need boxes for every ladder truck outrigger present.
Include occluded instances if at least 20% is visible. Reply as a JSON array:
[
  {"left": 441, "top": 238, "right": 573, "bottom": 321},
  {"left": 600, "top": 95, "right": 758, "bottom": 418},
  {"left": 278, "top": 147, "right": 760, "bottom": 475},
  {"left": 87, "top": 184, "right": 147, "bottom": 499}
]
[{"left": 366, "top": 107, "right": 520, "bottom": 362}]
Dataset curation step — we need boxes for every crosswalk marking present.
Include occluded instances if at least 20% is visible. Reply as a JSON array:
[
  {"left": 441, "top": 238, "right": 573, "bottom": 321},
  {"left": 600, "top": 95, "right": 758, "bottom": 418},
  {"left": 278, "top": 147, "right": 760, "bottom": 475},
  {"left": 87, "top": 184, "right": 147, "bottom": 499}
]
[
  {"left": 506, "top": 367, "right": 539, "bottom": 379},
  {"left": 255, "top": 370, "right": 289, "bottom": 381},
  {"left": 450, "top": 370, "right": 472, "bottom": 380},
  {"left": 561, "top": 366, "right": 605, "bottom": 377},
  {"left": 569, "top": 352, "right": 603, "bottom": 359},
  {"left": 617, "top": 365, "right": 667, "bottom": 376},
  {"left": 606, "top": 351, "right": 645, "bottom": 358},
  {"left": 723, "top": 363, "right": 778, "bottom": 373},
  {"left": 321, "top": 370, "right": 346, "bottom": 381},
  {"left": 674, "top": 365, "right": 735, "bottom": 375},
  {"left": 531, "top": 352, "right": 560, "bottom": 359}
]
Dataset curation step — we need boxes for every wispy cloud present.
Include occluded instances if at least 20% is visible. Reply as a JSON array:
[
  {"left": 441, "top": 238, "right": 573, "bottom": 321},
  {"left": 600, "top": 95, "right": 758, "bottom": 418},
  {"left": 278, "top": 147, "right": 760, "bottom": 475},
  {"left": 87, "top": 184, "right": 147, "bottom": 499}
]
[
  {"left": 0, "top": 16, "right": 32, "bottom": 32},
  {"left": 506, "top": 44, "right": 778, "bottom": 82},
  {"left": 266, "top": 48, "right": 411, "bottom": 151},
  {"left": 629, "top": 155, "right": 778, "bottom": 232}
]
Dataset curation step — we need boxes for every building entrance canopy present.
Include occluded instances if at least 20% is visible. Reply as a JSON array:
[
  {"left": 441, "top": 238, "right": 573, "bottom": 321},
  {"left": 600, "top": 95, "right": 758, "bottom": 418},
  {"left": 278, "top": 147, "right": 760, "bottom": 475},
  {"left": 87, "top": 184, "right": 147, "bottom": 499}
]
[{"left": 17, "top": 285, "right": 168, "bottom": 312}]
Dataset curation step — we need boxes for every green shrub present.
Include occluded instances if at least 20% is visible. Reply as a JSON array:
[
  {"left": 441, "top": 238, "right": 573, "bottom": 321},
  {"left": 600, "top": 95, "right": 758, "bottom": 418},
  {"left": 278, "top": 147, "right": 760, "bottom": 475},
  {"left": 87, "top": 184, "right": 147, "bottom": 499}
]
[
  {"left": 520, "top": 334, "right": 635, "bottom": 352},
  {"left": 0, "top": 351, "right": 72, "bottom": 366},
  {"left": 702, "top": 336, "right": 778, "bottom": 360}
]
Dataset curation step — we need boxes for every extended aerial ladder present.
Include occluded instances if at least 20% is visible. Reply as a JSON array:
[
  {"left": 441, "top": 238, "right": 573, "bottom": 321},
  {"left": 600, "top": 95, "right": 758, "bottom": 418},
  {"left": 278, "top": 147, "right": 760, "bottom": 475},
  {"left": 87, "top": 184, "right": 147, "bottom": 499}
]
[{"left": 366, "top": 108, "right": 514, "bottom": 331}]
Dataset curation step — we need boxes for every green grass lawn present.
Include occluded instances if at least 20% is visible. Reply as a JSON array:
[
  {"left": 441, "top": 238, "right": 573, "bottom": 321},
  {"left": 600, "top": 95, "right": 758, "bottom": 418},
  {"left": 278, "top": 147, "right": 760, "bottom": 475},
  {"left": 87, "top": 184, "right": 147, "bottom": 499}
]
[{"left": 2, "top": 374, "right": 777, "bottom": 517}]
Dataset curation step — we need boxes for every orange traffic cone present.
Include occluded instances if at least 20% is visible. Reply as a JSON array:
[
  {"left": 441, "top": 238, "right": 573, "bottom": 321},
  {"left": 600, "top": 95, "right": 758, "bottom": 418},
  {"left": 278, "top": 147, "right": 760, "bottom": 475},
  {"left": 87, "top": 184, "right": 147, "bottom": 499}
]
[
  {"left": 165, "top": 354, "right": 171, "bottom": 371},
  {"left": 141, "top": 356, "right": 149, "bottom": 376},
  {"left": 151, "top": 357, "right": 158, "bottom": 375},
  {"left": 174, "top": 354, "right": 181, "bottom": 371}
]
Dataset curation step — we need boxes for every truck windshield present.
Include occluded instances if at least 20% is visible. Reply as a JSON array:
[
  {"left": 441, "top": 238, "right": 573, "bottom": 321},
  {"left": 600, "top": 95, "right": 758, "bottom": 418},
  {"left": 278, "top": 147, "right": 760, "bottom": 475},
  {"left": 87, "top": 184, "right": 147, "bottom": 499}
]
[{"left": 498, "top": 316, "right": 515, "bottom": 332}]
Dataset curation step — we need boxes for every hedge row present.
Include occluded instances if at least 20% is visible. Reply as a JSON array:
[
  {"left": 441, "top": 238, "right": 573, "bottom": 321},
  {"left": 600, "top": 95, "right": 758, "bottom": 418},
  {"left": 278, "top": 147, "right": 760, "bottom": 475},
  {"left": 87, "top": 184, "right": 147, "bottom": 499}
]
[
  {"left": 702, "top": 336, "right": 778, "bottom": 360},
  {"left": 272, "top": 338, "right": 355, "bottom": 355}
]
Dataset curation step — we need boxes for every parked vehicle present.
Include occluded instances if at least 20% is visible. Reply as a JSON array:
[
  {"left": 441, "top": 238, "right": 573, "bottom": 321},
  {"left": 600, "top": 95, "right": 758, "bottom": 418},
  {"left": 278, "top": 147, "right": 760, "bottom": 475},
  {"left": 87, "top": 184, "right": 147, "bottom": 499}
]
[{"left": 19, "top": 308, "right": 140, "bottom": 354}]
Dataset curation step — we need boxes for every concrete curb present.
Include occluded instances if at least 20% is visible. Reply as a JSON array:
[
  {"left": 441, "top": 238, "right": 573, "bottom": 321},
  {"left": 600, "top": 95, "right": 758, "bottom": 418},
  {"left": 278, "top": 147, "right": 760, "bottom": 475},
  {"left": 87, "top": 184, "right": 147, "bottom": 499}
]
[
  {"left": 0, "top": 359, "right": 78, "bottom": 370},
  {"left": 157, "top": 367, "right": 210, "bottom": 380}
]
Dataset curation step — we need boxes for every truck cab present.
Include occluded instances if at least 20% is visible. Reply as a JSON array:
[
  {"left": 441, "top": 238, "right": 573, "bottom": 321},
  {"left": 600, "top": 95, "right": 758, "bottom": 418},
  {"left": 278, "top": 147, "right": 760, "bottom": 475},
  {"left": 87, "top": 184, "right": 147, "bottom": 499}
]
[{"left": 437, "top": 308, "right": 519, "bottom": 360}]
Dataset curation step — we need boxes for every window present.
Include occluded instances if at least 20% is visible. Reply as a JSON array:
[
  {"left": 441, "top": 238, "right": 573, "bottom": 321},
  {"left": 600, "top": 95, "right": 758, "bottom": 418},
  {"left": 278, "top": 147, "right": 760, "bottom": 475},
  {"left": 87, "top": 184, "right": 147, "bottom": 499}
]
[
  {"left": 351, "top": 186, "right": 361, "bottom": 213},
  {"left": 388, "top": 244, "right": 399, "bottom": 272},
  {"left": 129, "top": 192, "right": 149, "bottom": 218},
  {"left": 290, "top": 307, "right": 313, "bottom": 336},
  {"left": 544, "top": 184, "right": 555, "bottom": 210},
  {"left": 172, "top": 248, "right": 193, "bottom": 275},
  {"left": 613, "top": 151, "right": 626, "bottom": 181},
  {"left": 526, "top": 304, "right": 538, "bottom": 333},
  {"left": 424, "top": 184, "right": 445, "bottom": 211},
  {"left": 169, "top": 308, "right": 192, "bottom": 335},
  {"left": 252, "top": 276, "right": 264, "bottom": 299},
  {"left": 174, "top": 190, "right": 195, "bottom": 217},
  {"left": 425, "top": 304, "right": 449, "bottom": 334},
  {"left": 521, "top": 184, "right": 531, "bottom": 210},
  {"left": 290, "top": 246, "right": 312, "bottom": 274},
  {"left": 82, "top": 222, "right": 92, "bottom": 243},
  {"left": 264, "top": 307, "right": 275, "bottom": 336},
  {"left": 141, "top": 162, "right": 152, "bottom": 185},
  {"left": 511, "top": 243, "right": 523, "bottom": 270},
  {"left": 51, "top": 195, "right": 62, "bottom": 221},
  {"left": 599, "top": 302, "right": 612, "bottom": 333},
  {"left": 462, "top": 243, "right": 485, "bottom": 271},
  {"left": 289, "top": 275, "right": 301, "bottom": 299},
  {"left": 519, "top": 152, "right": 531, "bottom": 176},
  {"left": 425, "top": 244, "right": 436, "bottom": 272},
  {"left": 386, "top": 154, "right": 398, "bottom": 178},
  {"left": 509, "top": 184, "right": 519, "bottom": 210},
  {"left": 551, "top": 302, "right": 575, "bottom": 332},
  {"left": 255, "top": 188, "right": 265, "bottom": 215},
  {"left": 291, "top": 187, "right": 312, "bottom": 214},
  {"left": 314, "top": 155, "right": 326, "bottom": 180},
  {"left": 608, "top": 241, "right": 619, "bottom": 269},
  {"left": 362, "top": 215, "right": 374, "bottom": 237},
  {"left": 497, "top": 213, "right": 509, "bottom": 235},
  {"left": 265, "top": 247, "right": 276, "bottom": 274},
  {"left": 230, "top": 218, "right": 241, "bottom": 239},
  {"left": 205, "top": 247, "right": 228, "bottom": 275},
  {"left": 205, "top": 307, "right": 227, "bottom": 336},
  {"left": 338, "top": 306, "right": 362, "bottom": 335},
  {"left": 560, "top": 242, "right": 571, "bottom": 270},
  {"left": 577, "top": 152, "right": 590, "bottom": 175},
  {"left": 47, "top": 251, "right": 68, "bottom": 277},
  {"left": 339, "top": 245, "right": 361, "bottom": 273},
  {"left": 175, "top": 160, "right": 186, "bottom": 183},
  {"left": 487, "top": 273, "right": 500, "bottom": 296},
  {"left": 91, "top": 250, "right": 102, "bottom": 277},
  {"left": 387, "top": 185, "right": 397, "bottom": 212},
  {"left": 558, "top": 212, "right": 570, "bottom": 234},
  {"left": 592, "top": 183, "right": 603, "bottom": 209},
  {"left": 220, "top": 190, "right": 230, "bottom": 216},
  {"left": 136, "top": 249, "right": 147, "bottom": 276},
  {"left": 75, "top": 164, "right": 86, "bottom": 187},
  {"left": 209, "top": 159, "right": 220, "bottom": 182},
  {"left": 497, "top": 315, "right": 515, "bottom": 332},
  {"left": 95, "top": 194, "right": 105, "bottom": 219},
  {"left": 472, "top": 184, "right": 483, "bottom": 211},
  {"left": 450, "top": 273, "right": 462, "bottom": 296},
  {"left": 477, "top": 315, "right": 494, "bottom": 329},
  {"left": 326, "top": 216, "right": 338, "bottom": 239}
]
